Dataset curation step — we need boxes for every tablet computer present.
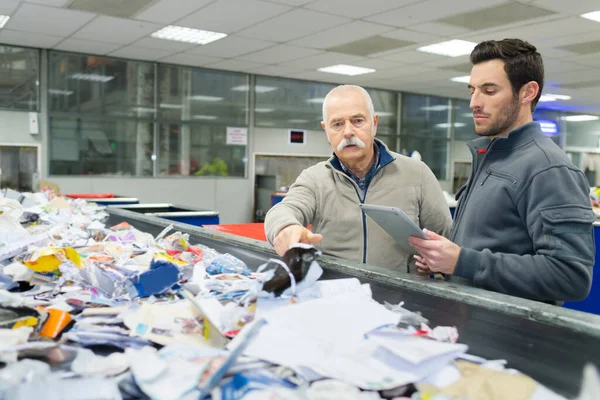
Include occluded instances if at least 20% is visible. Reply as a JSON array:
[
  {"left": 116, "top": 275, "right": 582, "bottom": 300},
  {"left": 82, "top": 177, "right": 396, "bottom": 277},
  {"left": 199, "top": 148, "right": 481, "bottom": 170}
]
[{"left": 360, "top": 203, "right": 428, "bottom": 251}]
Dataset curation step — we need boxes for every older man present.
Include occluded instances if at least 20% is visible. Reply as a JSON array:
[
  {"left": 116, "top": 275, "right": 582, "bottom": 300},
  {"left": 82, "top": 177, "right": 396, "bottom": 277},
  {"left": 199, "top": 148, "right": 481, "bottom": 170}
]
[{"left": 264, "top": 85, "right": 452, "bottom": 272}]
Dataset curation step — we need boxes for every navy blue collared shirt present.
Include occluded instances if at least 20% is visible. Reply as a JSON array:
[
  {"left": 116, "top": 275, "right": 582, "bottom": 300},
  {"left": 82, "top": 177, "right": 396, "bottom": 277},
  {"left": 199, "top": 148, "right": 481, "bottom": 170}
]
[{"left": 339, "top": 143, "right": 380, "bottom": 199}]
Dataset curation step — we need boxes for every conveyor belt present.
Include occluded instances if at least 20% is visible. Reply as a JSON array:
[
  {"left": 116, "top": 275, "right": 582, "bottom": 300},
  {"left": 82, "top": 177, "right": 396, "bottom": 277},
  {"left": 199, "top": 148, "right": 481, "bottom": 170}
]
[{"left": 107, "top": 210, "right": 600, "bottom": 398}]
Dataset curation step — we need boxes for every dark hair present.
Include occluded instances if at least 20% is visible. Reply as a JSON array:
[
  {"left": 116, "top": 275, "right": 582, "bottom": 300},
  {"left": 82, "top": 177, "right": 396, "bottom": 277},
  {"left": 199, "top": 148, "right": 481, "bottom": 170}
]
[{"left": 470, "top": 39, "right": 544, "bottom": 111}]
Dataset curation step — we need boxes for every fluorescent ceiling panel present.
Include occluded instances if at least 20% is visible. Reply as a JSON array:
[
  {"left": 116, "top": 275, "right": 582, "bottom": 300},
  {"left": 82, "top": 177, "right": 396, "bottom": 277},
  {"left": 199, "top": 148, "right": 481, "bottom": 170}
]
[
  {"left": 317, "top": 64, "right": 375, "bottom": 76},
  {"left": 418, "top": 40, "right": 477, "bottom": 57},
  {"left": 151, "top": 25, "right": 226, "bottom": 45}
]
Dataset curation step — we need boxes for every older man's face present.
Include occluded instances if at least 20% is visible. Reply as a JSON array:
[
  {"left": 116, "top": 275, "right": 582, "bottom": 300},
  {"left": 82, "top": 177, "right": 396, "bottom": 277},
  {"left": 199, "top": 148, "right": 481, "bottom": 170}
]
[{"left": 321, "top": 90, "right": 378, "bottom": 166}]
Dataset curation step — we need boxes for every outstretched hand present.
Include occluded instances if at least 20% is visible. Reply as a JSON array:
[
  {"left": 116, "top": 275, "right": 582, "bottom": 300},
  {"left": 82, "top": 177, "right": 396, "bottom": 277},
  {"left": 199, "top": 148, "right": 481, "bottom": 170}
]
[{"left": 273, "top": 225, "right": 323, "bottom": 256}]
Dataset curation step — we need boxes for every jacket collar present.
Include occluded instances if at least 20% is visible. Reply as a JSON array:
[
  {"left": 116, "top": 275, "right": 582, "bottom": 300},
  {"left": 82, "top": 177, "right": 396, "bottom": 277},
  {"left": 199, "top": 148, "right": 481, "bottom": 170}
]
[
  {"left": 329, "top": 138, "right": 395, "bottom": 172},
  {"left": 467, "top": 121, "right": 544, "bottom": 154}
]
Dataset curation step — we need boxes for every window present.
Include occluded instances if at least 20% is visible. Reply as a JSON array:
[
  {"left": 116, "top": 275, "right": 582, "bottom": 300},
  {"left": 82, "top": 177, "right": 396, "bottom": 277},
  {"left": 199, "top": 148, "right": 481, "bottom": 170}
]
[
  {"left": 48, "top": 53, "right": 250, "bottom": 177},
  {"left": 400, "top": 93, "right": 451, "bottom": 179},
  {"left": 158, "top": 65, "right": 248, "bottom": 125},
  {"left": 453, "top": 99, "right": 476, "bottom": 141},
  {"left": 0, "top": 45, "right": 39, "bottom": 111},
  {"left": 49, "top": 117, "right": 153, "bottom": 176},
  {"left": 157, "top": 123, "right": 246, "bottom": 177},
  {"left": 254, "top": 76, "right": 334, "bottom": 130},
  {"left": 48, "top": 52, "right": 154, "bottom": 117},
  {"left": 157, "top": 65, "right": 249, "bottom": 177}
]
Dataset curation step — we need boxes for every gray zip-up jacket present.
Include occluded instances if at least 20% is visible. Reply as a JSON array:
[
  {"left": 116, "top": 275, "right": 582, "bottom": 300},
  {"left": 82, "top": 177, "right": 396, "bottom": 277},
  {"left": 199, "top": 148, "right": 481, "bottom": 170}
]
[
  {"left": 265, "top": 139, "right": 452, "bottom": 271},
  {"left": 451, "top": 122, "right": 595, "bottom": 302}
]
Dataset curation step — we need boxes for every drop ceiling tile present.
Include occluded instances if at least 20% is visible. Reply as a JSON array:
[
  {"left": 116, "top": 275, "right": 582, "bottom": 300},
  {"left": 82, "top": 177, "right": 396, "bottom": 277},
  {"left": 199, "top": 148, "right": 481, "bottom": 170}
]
[
  {"left": 0, "top": 0, "right": 19, "bottom": 15},
  {"left": 365, "top": 0, "right": 509, "bottom": 28},
  {"left": 438, "top": 2, "right": 556, "bottom": 31},
  {"left": 245, "top": 64, "right": 305, "bottom": 77},
  {"left": 188, "top": 35, "right": 275, "bottom": 58},
  {"left": 328, "top": 36, "right": 415, "bottom": 57},
  {"left": 363, "top": 65, "right": 437, "bottom": 79},
  {"left": 54, "top": 38, "right": 122, "bottom": 54},
  {"left": 550, "top": 68, "right": 600, "bottom": 84},
  {"left": 278, "top": 51, "right": 364, "bottom": 69},
  {"left": 530, "top": 0, "right": 600, "bottom": 15},
  {"left": 134, "top": 0, "right": 213, "bottom": 24},
  {"left": 423, "top": 55, "right": 471, "bottom": 68},
  {"left": 238, "top": 44, "right": 323, "bottom": 63},
  {"left": 159, "top": 53, "right": 224, "bottom": 67},
  {"left": 204, "top": 58, "right": 267, "bottom": 72},
  {"left": 570, "top": 53, "right": 600, "bottom": 67},
  {"left": 237, "top": 8, "right": 349, "bottom": 42},
  {"left": 289, "top": 70, "right": 352, "bottom": 84},
  {"left": 264, "top": 0, "right": 313, "bottom": 5},
  {"left": 109, "top": 45, "right": 176, "bottom": 61},
  {"left": 177, "top": 0, "right": 291, "bottom": 34},
  {"left": 6, "top": 3, "right": 95, "bottom": 36},
  {"left": 132, "top": 37, "right": 200, "bottom": 52},
  {"left": 379, "top": 49, "right": 447, "bottom": 64},
  {"left": 304, "top": 0, "right": 417, "bottom": 19},
  {"left": 356, "top": 58, "right": 402, "bottom": 69},
  {"left": 23, "top": 0, "right": 71, "bottom": 7},
  {"left": 0, "top": 28, "right": 63, "bottom": 47},
  {"left": 460, "top": 17, "right": 599, "bottom": 43},
  {"left": 72, "top": 15, "right": 162, "bottom": 44},
  {"left": 406, "top": 21, "right": 471, "bottom": 36},
  {"left": 381, "top": 28, "right": 442, "bottom": 44},
  {"left": 289, "top": 20, "right": 394, "bottom": 49}
]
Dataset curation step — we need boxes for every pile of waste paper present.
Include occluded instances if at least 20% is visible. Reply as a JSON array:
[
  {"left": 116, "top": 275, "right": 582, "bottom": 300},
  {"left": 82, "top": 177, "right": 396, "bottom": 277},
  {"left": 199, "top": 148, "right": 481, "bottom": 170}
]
[{"left": 0, "top": 189, "right": 597, "bottom": 400}]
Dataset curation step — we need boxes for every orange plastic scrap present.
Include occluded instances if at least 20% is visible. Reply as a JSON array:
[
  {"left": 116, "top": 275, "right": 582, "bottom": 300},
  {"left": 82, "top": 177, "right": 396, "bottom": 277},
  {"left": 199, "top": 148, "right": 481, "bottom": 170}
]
[
  {"left": 38, "top": 308, "right": 73, "bottom": 339},
  {"left": 110, "top": 222, "right": 133, "bottom": 231},
  {"left": 23, "top": 247, "right": 83, "bottom": 273}
]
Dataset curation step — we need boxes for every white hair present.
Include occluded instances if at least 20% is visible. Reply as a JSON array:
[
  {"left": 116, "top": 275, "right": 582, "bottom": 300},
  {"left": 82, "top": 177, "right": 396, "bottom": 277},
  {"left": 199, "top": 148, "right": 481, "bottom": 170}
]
[{"left": 322, "top": 85, "right": 375, "bottom": 122}]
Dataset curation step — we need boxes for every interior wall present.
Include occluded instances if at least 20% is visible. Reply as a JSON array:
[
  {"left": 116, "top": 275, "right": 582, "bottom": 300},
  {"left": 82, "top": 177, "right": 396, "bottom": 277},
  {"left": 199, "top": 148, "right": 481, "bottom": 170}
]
[
  {"left": 0, "top": 111, "right": 41, "bottom": 146},
  {"left": 48, "top": 176, "right": 252, "bottom": 224}
]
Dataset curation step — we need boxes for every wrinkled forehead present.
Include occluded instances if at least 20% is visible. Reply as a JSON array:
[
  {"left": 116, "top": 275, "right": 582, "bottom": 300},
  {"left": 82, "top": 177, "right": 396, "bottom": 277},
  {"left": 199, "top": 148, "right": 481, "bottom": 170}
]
[{"left": 325, "top": 92, "right": 370, "bottom": 122}]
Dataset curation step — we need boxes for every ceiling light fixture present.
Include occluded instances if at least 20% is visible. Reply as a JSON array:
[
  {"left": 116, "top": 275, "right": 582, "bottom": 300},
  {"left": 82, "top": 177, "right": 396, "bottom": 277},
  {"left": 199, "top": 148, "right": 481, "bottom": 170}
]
[
  {"left": 188, "top": 95, "right": 223, "bottom": 102},
  {"left": 231, "top": 85, "right": 278, "bottom": 93},
  {"left": 69, "top": 73, "right": 114, "bottom": 83},
  {"left": 0, "top": 15, "right": 10, "bottom": 29},
  {"left": 421, "top": 105, "right": 450, "bottom": 111},
  {"left": 288, "top": 119, "right": 309, "bottom": 123},
  {"left": 193, "top": 115, "right": 218, "bottom": 120},
  {"left": 317, "top": 64, "right": 375, "bottom": 76},
  {"left": 306, "top": 98, "right": 325, "bottom": 104},
  {"left": 581, "top": 11, "right": 600, "bottom": 22},
  {"left": 539, "top": 93, "right": 572, "bottom": 102},
  {"left": 376, "top": 112, "right": 394, "bottom": 117},
  {"left": 451, "top": 75, "right": 471, "bottom": 83},
  {"left": 49, "top": 89, "right": 74, "bottom": 95},
  {"left": 563, "top": 115, "right": 600, "bottom": 122},
  {"left": 417, "top": 39, "right": 477, "bottom": 57},
  {"left": 151, "top": 25, "right": 227, "bottom": 45},
  {"left": 159, "top": 103, "right": 183, "bottom": 109},
  {"left": 435, "top": 122, "right": 466, "bottom": 128}
]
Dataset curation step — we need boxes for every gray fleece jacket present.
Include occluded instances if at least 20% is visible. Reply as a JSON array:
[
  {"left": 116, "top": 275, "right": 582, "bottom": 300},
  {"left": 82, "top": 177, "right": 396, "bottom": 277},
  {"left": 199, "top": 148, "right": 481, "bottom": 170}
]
[
  {"left": 265, "top": 139, "right": 452, "bottom": 271},
  {"left": 451, "top": 122, "right": 595, "bottom": 302}
]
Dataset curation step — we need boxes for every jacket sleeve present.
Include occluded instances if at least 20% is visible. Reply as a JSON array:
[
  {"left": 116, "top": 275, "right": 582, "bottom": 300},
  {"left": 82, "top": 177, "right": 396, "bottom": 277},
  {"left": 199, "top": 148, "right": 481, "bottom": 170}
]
[
  {"left": 418, "top": 162, "right": 453, "bottom": 238},
  {"left": 264, "top": 169, "right": 318, "bottom": 245},
  {"left": 454, "top": 165, "right": 595, "bottom": 301}
]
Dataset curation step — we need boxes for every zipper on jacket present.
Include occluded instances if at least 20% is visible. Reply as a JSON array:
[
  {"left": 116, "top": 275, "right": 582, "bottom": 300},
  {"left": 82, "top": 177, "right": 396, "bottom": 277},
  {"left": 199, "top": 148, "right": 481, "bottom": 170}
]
[
  {"left": 486, "top": 168, "right": 518, "bottom": 185},
  {"left": 480, "top": 172, "right": 491, "bottom": 186}
]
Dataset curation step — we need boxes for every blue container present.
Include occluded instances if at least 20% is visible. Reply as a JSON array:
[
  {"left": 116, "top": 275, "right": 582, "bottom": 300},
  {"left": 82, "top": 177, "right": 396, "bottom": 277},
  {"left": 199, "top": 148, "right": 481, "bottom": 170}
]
[{"left": 109, "top": 203, "right": 219, "bottom": 226}]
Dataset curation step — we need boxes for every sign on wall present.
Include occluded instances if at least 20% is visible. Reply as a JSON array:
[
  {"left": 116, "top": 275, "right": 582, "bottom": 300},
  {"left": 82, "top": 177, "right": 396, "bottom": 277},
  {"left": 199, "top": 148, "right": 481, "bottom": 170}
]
[
  {"left": 226, "top": 127, "right": 248, "bottom": 145},
  {"left": 288, "top": 129, "right": 305, "bottom": 145}
]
